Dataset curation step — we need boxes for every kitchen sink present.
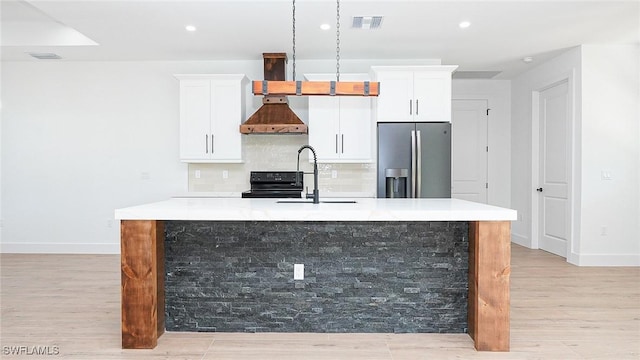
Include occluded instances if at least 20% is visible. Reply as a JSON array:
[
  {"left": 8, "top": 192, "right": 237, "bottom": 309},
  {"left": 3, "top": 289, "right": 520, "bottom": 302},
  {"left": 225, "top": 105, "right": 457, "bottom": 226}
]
[{"left": 276, "top": 200, "right": 357, "bottom": 204}]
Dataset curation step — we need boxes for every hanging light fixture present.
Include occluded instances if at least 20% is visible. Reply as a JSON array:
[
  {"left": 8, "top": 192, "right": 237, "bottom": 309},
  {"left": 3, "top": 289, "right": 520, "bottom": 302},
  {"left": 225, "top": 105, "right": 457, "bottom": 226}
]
[{"left": 251, "top": 0, "right": 380, "bottom": 97}]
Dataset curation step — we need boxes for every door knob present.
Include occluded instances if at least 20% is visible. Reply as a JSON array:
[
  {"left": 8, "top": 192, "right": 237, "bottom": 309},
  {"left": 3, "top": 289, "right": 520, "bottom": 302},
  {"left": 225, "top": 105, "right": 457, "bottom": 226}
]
[{"left": 536, "top": 188, "right": 543, "bottom": 192}]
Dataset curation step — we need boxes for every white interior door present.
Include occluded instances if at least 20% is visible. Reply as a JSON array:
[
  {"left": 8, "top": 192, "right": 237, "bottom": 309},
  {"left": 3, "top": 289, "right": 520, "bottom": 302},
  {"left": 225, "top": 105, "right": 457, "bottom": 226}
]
[
  {"left": 538, "top": 81, "right": 570, "bottom": 257},
  {"left": 451, "top": 100, "right": 488, "bottom": 203}
]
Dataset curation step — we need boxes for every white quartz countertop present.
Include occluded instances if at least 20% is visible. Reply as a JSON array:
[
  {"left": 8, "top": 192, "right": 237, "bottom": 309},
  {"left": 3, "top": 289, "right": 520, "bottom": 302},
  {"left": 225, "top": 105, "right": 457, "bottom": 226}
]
[{"left": 115, "top": 197, "right": 517, "bottom": 222}]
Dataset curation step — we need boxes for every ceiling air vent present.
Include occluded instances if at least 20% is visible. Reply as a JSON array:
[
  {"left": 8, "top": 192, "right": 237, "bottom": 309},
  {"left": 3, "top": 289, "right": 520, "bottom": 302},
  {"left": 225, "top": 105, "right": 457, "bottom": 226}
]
[
  {"left": 352, "top": 16, "right": 383, "bottom": 29},
  {"left": 28, "top": 52, "right": 62, "bottom": 60}
]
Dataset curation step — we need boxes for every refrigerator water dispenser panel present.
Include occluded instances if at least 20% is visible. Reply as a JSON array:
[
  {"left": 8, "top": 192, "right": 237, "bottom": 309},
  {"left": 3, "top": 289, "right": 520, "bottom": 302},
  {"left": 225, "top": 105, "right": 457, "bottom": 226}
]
[{"left": 385, "top": 168, "right": 409, "bottom": 198}]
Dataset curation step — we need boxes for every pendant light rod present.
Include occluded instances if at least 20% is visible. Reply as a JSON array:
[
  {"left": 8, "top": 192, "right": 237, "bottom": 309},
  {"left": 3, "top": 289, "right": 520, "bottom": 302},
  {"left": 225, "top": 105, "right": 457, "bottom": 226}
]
[
  {"left": 292, "top": 0, "right": 296, "bottom": 81},
  {"left": 336, "top": 0, "right": 340, "bottom": 82}
]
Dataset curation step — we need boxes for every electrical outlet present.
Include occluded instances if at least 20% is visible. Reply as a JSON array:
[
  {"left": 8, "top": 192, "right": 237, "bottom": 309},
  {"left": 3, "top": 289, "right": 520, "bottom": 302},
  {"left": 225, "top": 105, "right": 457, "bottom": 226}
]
[
  {"left": 140, "top": 172, "right": 150, "bottom": 180},
  {"left": 331, "top": 170, "right": 338, "bottom": 179},
  {"left": 601, "top": 171, "right": 612, "bottom": 180},
  {"left": 222, "top": 170, "right": 229, "bottom": 179},
  {"left": 601, "top": 226, "right": 608, "bottom": 236},
  {"left": 294, "top": 264, "right": 304, "bottom": 280},
  {"left": 195, "top": 170, "right": 201, "bottom": 179}
]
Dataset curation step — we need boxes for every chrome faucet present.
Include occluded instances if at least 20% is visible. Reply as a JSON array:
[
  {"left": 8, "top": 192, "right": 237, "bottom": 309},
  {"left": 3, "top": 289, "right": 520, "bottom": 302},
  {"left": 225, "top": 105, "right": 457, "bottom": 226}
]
[{"left": 296, "top": 145, "right": 319, "bottom": 204}]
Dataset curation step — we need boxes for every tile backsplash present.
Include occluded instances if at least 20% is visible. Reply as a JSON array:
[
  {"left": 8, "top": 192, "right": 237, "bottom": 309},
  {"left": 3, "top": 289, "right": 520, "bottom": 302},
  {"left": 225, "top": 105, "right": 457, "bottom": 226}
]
[{"left": 188, "top": 135, "right": 376, "bottom": 196}]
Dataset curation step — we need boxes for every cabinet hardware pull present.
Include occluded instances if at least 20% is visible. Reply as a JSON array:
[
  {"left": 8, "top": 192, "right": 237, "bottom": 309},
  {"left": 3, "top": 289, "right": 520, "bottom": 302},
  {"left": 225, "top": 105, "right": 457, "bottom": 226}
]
[
  {"left": 211, "top": 134, "right": 214, "bottom": 153},
  {"left": 409, "top": 99, "right": 412, "bottom": 115},
  {"left": 416, "top": 99, "right": 419, "bottom": 115},
  {"left": 341, "top": 134, "right": 344, "bottom": 154},
  {"left": 410, "top": 130, "right": 416, "bottom": 197},
  {"left": 335, "top": 134, "right": 338, "bottom": 154},
  {"left": 205, "top": 134, "right": 208, "bottom": 154},
  {"left": 416, "top": 130, "right": 422, "bottom": 197}
]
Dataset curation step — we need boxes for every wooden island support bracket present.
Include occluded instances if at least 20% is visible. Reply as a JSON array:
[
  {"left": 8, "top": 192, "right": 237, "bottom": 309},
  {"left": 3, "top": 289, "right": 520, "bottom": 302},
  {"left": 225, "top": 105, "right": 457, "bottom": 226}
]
[
  {"left": 120, "top": 220, "right": 165, "bottom": 349},
  {"left": 468, "top": 221, "right": 511, "bottom": 351},
  {"left": 119, "top": 219, "right": 510, "bottom": 351}
]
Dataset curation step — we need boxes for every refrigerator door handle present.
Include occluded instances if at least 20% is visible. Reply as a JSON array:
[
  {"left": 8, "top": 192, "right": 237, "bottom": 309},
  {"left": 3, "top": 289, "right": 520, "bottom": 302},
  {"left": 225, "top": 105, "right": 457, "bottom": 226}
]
[
  {"left": 416, "top": 130, "right": 422, "bottom": 197},
  {"left": 410, "top": 130, "right": 417, "bottom": 197}
]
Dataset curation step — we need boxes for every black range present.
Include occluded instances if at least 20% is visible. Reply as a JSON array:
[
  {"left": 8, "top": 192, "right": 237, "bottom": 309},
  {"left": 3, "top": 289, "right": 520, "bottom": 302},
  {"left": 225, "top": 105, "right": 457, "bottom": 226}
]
[{"left": 241, "top": 171, "right": 303, "bottom": 198}]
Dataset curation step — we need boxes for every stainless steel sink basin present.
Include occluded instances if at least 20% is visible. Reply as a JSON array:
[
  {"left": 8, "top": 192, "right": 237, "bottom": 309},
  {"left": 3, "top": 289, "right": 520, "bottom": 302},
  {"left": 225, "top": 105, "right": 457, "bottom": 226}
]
[{"left": 276, "top": 200, "right": 357, "bottom": 204}]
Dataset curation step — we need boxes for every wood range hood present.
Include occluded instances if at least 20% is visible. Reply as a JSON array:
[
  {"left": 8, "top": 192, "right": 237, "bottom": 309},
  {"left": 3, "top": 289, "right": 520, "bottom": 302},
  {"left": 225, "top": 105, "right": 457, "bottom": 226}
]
[{"left": 240, "top": 53, "right": 307, "bottom": 134}]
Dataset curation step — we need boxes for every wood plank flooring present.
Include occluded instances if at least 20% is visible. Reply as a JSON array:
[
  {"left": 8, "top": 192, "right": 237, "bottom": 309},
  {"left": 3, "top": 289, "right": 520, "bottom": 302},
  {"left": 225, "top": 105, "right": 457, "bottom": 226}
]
[{"left": 1, "top": 244, "right": 638, "bottom": 359}]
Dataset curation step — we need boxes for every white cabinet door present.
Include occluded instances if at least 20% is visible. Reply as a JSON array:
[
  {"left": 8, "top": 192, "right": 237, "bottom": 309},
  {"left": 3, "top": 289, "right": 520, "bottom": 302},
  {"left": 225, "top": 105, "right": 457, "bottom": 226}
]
[
  {"left": 413, "top": 71, "right": 451, "bottom": 122},
  {"left": 308, "top": 96, "right": 372, "bottom": 163},
  {"left": 177, "top": 74, "right": 246, "bottom": 163},
  {"left": 374, "top": 71, "right": 413, "bottom": 122},
  {"left": 339, "top": 97, "right": 372, "bottom": 161},
  {"left": 309, "top": 96, "right": 341, "bottom": 161},
  {"left": 179, "top": 80, "right": 211, "bottom": 160},
  {"left": 210, "top": 80, "right": 242, "bottom": 161},
  {"left": 372, "top": 66, "right": 457, "bottom": 123},
  {"left": 306, "top": 73, "right": 373, "bottom": 163}
]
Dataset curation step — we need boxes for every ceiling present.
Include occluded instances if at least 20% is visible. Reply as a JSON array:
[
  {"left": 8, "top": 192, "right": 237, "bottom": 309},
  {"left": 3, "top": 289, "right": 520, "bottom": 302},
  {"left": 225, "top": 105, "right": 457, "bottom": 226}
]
[{"left": 1, "top": 0, "right": 638, "bottom": 79}]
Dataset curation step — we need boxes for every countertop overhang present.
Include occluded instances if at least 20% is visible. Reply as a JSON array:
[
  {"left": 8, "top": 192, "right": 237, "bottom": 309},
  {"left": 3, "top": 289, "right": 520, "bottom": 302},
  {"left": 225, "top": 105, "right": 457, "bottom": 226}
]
[{"left": 114, "top": 197, "right": 517, "bottom": 222}]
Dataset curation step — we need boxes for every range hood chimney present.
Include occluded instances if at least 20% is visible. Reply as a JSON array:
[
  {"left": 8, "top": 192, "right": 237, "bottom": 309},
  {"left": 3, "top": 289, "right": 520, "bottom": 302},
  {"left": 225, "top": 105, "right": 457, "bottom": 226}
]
[{"left": 240, "top": 53, "right": 307, "bottom": 134}]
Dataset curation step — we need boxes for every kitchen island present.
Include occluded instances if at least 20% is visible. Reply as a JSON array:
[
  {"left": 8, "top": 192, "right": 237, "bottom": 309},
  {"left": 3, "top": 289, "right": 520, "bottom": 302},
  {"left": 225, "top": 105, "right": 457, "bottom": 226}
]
[{"left": 115, "top": 197, "right": 516, "bottom": 352}]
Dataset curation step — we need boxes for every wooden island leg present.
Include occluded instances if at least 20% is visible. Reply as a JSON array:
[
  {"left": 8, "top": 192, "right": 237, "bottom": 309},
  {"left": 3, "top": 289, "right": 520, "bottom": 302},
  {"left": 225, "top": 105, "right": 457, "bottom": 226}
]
[
  {"left": 120, "top": 220, "right": 165, "bottom": 349},
  {"left": 468, "top": 221, "right": 511, "bottom": 351}
]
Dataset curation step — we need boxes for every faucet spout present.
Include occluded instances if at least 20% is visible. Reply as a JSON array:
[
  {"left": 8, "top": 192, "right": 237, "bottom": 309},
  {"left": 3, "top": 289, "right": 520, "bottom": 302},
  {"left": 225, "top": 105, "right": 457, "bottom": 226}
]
[{"left": 297, "top": 145, "right": 319, "bottom": 204}]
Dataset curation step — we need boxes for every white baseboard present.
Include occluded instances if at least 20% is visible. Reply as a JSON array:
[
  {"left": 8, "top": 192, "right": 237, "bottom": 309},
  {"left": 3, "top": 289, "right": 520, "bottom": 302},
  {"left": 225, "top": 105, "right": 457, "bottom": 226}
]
[
  {"left": 511, "top": 233, "right": 533, "bottom": 248},
  {"left": 0, "top": 243, "right": 120, "bottom": 254},
  {"left": 572, "top": 252, "right": 640, "bottom": 267}
]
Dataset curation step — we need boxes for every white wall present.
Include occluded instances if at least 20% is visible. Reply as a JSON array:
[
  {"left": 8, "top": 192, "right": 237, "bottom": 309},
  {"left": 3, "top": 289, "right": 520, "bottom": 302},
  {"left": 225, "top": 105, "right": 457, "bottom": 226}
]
[
  {"left": 1, "top": 61, "right": 199, "bottom": 253},
  {"left": 452, "top": 79, "right": 511, "bottom": 208},
  {"left": 511, "top": 44, "right": 640, "bottom": 266},
  {"left": 578, "top": 44, "right": 639, "bottom": 265},
  {"left": 0, "top": 65, "right": 3, "bottom": 244}
]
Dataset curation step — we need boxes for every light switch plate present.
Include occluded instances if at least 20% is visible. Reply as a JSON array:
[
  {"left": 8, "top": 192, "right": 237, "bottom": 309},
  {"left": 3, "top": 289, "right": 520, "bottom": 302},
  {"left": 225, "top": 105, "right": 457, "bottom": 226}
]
[{"left": 294, "top": 264, "right": 304, "bottom": 280}]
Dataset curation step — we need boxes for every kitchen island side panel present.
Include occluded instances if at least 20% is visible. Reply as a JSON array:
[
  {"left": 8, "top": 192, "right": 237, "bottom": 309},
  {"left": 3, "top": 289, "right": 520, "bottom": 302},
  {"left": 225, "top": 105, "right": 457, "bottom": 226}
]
[
  {"left": 164, "top": 221, "right": 469, "bottom": 333},
  {"left": 120, "top": 220, "right": 165, "bottom": 349}
]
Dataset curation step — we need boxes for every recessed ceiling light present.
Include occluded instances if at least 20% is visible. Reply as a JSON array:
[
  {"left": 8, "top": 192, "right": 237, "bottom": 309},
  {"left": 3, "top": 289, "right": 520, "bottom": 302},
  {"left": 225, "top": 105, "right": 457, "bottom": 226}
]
[
  {"left": 458, "top": 21, "right": 471, "bottom": 29},
  {"left": 185, "top": 25, "right": 197, "bottom": 32},
  {"left": 28, "top": 52, "right": 62, "bottom": 60},
  {"left": 320, "top": 24, "right": 331, "bottom": 30},
  {"left": 522, "top": 56, "right": 534, "bottom": 63}
]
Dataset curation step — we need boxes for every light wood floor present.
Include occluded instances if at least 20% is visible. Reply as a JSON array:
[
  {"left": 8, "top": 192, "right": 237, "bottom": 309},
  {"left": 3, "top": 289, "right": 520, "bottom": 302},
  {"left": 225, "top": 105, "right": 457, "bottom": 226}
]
[{"left": 1, "top": 244, "right": 638, "bottom": 359}]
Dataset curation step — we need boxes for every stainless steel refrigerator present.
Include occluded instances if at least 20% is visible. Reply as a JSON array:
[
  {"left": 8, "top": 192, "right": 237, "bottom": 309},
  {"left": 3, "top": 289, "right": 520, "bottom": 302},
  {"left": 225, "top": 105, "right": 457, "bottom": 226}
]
[{"left": 377, "top": 122, "right": 451, "bottom": 198}]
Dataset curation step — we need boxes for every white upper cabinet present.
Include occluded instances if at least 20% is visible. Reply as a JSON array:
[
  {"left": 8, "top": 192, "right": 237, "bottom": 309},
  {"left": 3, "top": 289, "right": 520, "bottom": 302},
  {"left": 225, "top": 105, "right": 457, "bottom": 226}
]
[
  {"left": 371, "top": 66, "right": 458, "bottom": 122},
  {"left": 175, "top": 74, "right": 247, "bottom": 163},
  {"left": 305, "top": 74, "right": 373, "bottom": 163}
]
